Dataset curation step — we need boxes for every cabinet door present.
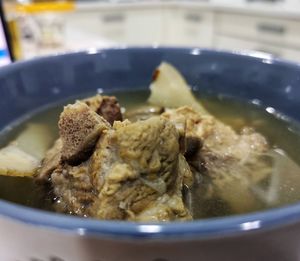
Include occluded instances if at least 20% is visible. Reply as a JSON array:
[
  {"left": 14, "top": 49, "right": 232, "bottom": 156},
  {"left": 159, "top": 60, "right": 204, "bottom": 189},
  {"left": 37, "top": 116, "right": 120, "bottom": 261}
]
[
  {"left": 64, "top": 11, "right": 103, "bottom": 39},
  {"left": 164, "top": 8, "right": 214, "bottom": 47},
  {"left": 125, "top": 8, "right": 164, "bottom": 45},
  {"left": 215, "top": 35, "right": 300, "bottom": 62},
  {"left": 64, "top": 10, "right": 127, "bottom": 45},
  {"left": 216, "top": 12, "right": 300, "bottom": 49},
  {"left": 98, "top": 10, "right": 127, "bottom": 42}
]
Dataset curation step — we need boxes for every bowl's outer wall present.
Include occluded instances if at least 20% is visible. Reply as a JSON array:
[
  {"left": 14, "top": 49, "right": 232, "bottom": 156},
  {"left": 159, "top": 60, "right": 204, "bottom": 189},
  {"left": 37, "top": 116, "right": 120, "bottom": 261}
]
[
  {"left": 1, "top": 48, "right": 300, "bottom": 261},
  {"left": 1, "top": 215, "right": 300, "bottom": 261}
]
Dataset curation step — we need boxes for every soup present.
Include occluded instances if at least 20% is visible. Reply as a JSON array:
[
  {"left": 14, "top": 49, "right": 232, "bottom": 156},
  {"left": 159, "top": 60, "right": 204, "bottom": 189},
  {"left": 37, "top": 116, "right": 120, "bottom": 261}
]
[{"left": 0, "top": 63, "right": 300, "bottom": 221}]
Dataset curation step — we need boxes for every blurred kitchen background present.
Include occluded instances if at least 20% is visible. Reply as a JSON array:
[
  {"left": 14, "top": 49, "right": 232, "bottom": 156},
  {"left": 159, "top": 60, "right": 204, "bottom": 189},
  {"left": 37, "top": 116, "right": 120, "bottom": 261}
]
[{"left": 2, "top": 0, "right": 300, "bottom": 62}]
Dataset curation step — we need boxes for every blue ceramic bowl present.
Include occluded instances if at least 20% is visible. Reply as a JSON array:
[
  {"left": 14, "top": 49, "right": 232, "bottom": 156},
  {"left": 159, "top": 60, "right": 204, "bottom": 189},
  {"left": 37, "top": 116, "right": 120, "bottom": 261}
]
[{"left": 1, "top": 47, "right": 300, "bottom": 261}]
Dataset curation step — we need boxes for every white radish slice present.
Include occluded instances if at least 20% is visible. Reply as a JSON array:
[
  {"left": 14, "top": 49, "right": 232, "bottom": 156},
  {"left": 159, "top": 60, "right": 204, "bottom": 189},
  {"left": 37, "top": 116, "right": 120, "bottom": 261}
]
[
  {"left": 0, "top": 145, "right": 40, "bottom": 177},
  {"left": 14, "top": 123, "right": 53, "bottom": 160},
  {"left": 0, "top": 123, "right": 53, "bottom": 177},
  {"left": 148, "top": 62, "right": 208, "bottom": 114}
]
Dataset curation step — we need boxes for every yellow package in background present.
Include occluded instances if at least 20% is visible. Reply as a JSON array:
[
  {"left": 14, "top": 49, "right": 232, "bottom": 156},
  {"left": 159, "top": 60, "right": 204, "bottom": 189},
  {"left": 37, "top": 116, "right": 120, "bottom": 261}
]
[{"left": 3, "top": 0, "right": 74, "bottom": 60}]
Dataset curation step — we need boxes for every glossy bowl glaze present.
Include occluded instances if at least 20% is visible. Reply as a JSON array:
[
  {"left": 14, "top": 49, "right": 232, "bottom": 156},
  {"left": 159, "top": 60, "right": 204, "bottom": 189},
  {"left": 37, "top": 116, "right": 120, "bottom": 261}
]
[{"left": 1, "top": 47, "right": 300, "bottom": 261}]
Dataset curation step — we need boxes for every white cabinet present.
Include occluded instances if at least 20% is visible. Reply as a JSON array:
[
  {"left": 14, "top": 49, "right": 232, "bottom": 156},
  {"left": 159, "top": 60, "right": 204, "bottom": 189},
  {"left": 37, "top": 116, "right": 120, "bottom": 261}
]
[
  {"left": 163, "top": 7, "right": 214, "bottom": 47},
  {"left": 125, "top": 8, "right": 164, "bottom": 45},
  {"left": 65, "top": 8, "right": 164, "bottom": 46},
  {"left": 214, "top": 11, "right": 300, "bottom": 62},
  {"left": 215, "top": 12, "right": 300, "bottom": 49},
  {"left": 97, "top": 11, "right": 128, "bottom": 42},
  {"left": 62, "top": 4, "right": 300, "bottom": 63},
  {"left": 64, "top": 6, "right": 214, "bottom": 48},
  {"left": 215, "top": 35, "right": 300, "bottom": 62},
  {"left": 64, "top": 10, "right": 127, "bottom": 45}
]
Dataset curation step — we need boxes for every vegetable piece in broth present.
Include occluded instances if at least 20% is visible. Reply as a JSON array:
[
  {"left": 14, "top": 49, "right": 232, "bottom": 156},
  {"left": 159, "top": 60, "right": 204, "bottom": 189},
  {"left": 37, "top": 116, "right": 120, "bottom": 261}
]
[
  {"left": 148, "top": 62, "right": 208, "bottom": 114},
  {"left": 0, "top": 123, "right": 52, "bottom": 177}
]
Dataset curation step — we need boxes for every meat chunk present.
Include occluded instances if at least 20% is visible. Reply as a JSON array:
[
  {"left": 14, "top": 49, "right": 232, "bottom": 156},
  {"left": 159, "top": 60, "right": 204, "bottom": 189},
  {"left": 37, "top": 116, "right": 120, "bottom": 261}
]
[
  {"left": 89, "top": 117, "right": 191, "bottom": 221},
  {"left": 82, "top": 95, "right": 103, "bottom": 112},
  {"left": 36, "top": 139, "right": 62, "bottom": 183},
  {"left": 42, "top": 99, "right": 192, "bottom": 221},
  {"left": 36, "top": 95, "right": 122, "bottom": 182},
  {"left": 51, "top": 162, "right": 96, "bottom": 216},
  {"left": 135, "top": 154, "right": 194, "bottom": 221},
  {"left": 83, "top": 95, "right": 123, "bottom": 125},
  {"left": 135, "top": 193, "right": 189, "bottom": 222},
  {"left": 162, "top": 106, "right": 268, "bottom": 171},
  {"left": 97, "top": 96, "right": 123, "bottom": 125},
  {"left": 162, "top": 106, "right": 270, "bottom": 214},
  {"left": 59, "top": 101, "right": 110, "bottom": 165}
]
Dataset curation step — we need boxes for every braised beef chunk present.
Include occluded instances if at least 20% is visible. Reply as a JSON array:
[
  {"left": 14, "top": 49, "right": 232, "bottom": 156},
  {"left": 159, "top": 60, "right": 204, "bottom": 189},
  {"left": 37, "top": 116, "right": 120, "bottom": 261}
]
[
  {"left": 59, "top": 101, "right": 110, "bottom": 165},
  {"left": 162, "top": 106, "right": 270, "bottom": 213},
  {"left": 83, "top": 95, "right": 103, "bottom": 112},
  {"left": 184, "top": 136, "right": 202, "bottom": 159},
  {"left": 51, "top": 162, "right": 96, "bottom": 216},
  {"left": 36, "top": 139, "right": 62, "bottom": 183},
  {"left": 162, "top": 106, "right": 268, "bottom": 172},
  {"left": 83, "top": 95, "right": 123, "bottom": 125},
  {"left": 97, "top": 96, "right": 123, "bottom": 125},
  {"left": 50, "top": 115, "right": 192, "bottom": 221},
  {"left": 90, "top": 117, "right": 191, "bottom": 221},
  {"left": 37, "top": 95, "right": 123, "bottom": 182}
]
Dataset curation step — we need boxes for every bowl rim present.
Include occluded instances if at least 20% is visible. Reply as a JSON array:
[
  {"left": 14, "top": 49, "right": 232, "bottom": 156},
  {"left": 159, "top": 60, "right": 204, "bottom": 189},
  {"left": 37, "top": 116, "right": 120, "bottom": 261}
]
[{"left": 1, "top": 46, "right": 300, "bottom": 240}]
